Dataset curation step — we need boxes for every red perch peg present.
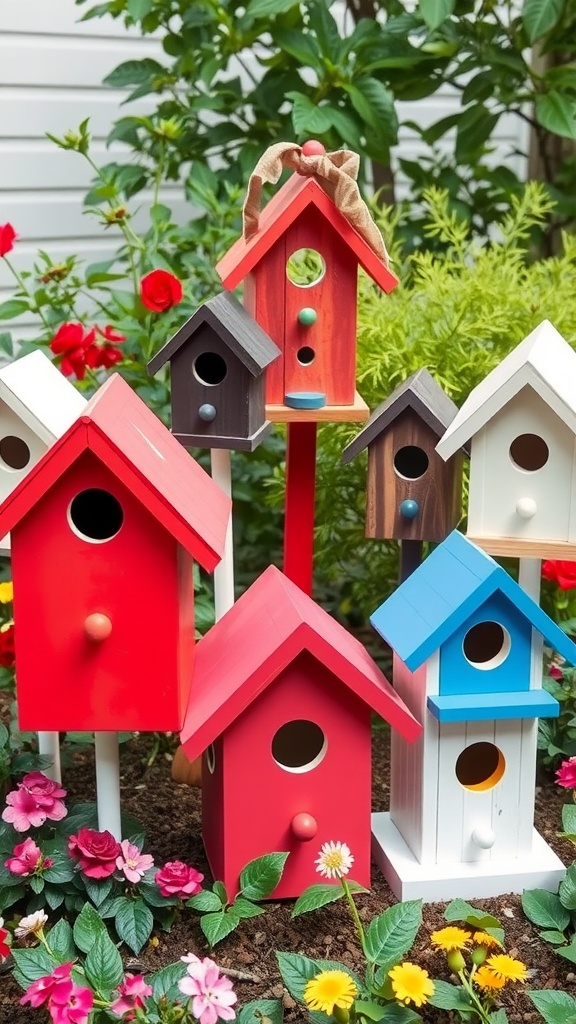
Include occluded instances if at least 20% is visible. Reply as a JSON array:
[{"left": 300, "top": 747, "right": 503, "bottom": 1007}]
[
  {"left": 291, "top": 812, "right": 318, "bottom": 841},
  {"left": 84, "top": 613, "right": 112, "bottom": 642},
  {"left": 301, "top": 140, "right": 326, "bottom": 157}
]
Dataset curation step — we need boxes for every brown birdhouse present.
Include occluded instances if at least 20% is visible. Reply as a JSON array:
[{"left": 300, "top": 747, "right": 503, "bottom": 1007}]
[
  {"left": 342, "top": 368, "right": 466, "bottom": 543},
  {"left": 148, "top": 292, "right": 280, "bottom": 451}
]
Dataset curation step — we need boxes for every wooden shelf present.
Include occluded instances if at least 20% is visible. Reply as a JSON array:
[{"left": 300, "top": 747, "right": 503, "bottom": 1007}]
[
  {"left": 266, "top": 390, "right": 370, "bottom": 423},
  {"left": 468, "top": 535, "right": 576, "bottom": 559}
]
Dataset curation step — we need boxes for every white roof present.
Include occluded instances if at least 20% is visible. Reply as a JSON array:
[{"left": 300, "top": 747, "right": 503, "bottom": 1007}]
[
  {"left": 436, "top": 320, "right": 576, "bottom": 460},
  {"left": 0, "top": 350, "right": 86, "bottom": 443}
]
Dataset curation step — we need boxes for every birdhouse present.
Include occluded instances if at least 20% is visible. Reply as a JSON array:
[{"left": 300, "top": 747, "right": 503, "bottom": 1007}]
[
  {"left": 369, "top": 529, "right": 574, "bottom": 902},
  {"left": 0, "top": 373, "right": 229, "bottom": 733},
  {"left": 180, "top": 564, "right": 420, "bottom": 899},
  {"left": 436, "top": 320, "right": 576, "bottom": 558},
  {"left": 0, "top": 350, "right": 86, "bottom": 553},
  {"left": 216, "top": 148, "right": 398, "bottom": 420},
  {"left": 147, "top": 292, "right": 281, "bottom": 451},
  {"left": 342, "top": 368, "right": 465, "bottom": 542}
]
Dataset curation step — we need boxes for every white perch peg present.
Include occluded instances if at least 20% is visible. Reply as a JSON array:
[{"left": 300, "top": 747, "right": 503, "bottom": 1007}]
[
  {"left": 471, "top": 825, "right": 495, "bottom": 850},
  {"left": 516, "top": 497, "right": 537, "bottom": 519},
  {"left": 37, "top": 732, "right": 62, "bottom": 784},
  {"left": 94, "top": 732, "right": 122, "bottom": 840}
]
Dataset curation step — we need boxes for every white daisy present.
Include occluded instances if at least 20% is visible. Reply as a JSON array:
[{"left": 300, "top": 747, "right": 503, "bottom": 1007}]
[
  {"left": 15, "top": 910, "right": 48, "bottom": 938},
  {"left": 315, "top": 841, "right": 354, "bottom": 880}
]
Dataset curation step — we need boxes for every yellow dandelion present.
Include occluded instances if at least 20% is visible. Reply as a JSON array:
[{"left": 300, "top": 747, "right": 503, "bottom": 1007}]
[
  {"left": 430, "top": 926, "right": 471, "bottom": 951},
  {"left": 474, "top": 965, "right": 506, "bottom": 991},
  {"left": 472, "top": 931, "right": 502, "bottom": 949},
  {"left": 485, "top": 953, "right": 528, "bottom": 984},
  {"left": 304, "top": 971, "right": 358, "bottom": 1014},
  {"left": 388, "top": 962, "right": 435, "bottom": 1007},
  {"left": 0, "top": 581, "right": 13, "bottom": 604}
]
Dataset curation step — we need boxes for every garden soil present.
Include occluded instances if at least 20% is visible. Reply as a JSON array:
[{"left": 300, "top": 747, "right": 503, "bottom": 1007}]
[{"left": 1, "top": 729, "right": 574, "bottom": 1023}]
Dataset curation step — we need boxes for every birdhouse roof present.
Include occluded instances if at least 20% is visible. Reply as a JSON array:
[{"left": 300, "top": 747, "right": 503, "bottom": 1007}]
[
  {"left": 342, "top": 367, "right": 465, "bottom": 463},
  {"left": 437, "top": 320, "right": 576, "bottom": 461},
  {"left": 180, "top": 564, "right": 421, "bottom": 761},
  {"left": 0, "top": 373, "right": 229, "bottom": 571},
  {"left": 147, "top": 291, "right": 281, "bottom": 377},
  {"left": 370, "top": 529, "right": 576, "bottom": 672},
  {"left": 0, "top": 350, "right": 87, "bottom": 444},
  {"left": 216, "top": 173, "right": 399, "bottom": 294}
]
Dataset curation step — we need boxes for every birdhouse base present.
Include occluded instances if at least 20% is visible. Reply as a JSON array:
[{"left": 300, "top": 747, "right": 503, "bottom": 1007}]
[
  {"left": 266, "top": 391, "right": 370, "bottom": 423},
  {"left": 371, "top": 811, "right": 565, "bottom": 903},
  {"left": 468, "top": 535, "right": 576, "bottom": 560},
  {"left": 174, "top": 421, "right": 273, "bottom": 452}
]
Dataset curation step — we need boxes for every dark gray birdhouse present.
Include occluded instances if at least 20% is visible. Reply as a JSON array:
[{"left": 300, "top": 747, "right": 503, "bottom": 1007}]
[
  {"left": 342, "top": 368, "right": 466, "bottom": 543},
  {"left": 148, "top": 292, "right": 281, "bottom": 451}
]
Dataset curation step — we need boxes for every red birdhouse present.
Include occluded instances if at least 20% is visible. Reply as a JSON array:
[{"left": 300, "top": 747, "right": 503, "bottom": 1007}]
[
  {"left": 0, "top": 374, "right": 230, "bottom": 734},
  {"left": 180, "top": 565, "right": 420, "bottom": 899},
  {"left": 216, "top": 155, "right": 398, "bottom": 417}
]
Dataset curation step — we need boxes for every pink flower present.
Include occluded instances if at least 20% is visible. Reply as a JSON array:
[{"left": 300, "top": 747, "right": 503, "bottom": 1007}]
[
  {"left": 5, "top": 837, "right": 52, "bottom": 876},
  {"left": 556, "top": 757, "right": 576, "bottom": 789},
  {"left": 116, "top": 840, "right": 154, "bottom": 883},
  {"left": 549, "top": 664, "right": 564, "bottom": 681},
  {"left": 49, "top": 981, "right": 94, "bottom": 1024},
  {"left": 110, "top": 974, "right": 153, "bottom": 1016},
  {"left": 21, "top": 963, "right": 74, "bottom": 1009},
  {"left": 0, "top": 920, "right": 10, "bottom": 961},
  {"left": 155, "top": 860, "right": 204, "bottom": 899},
  {"left": 2, "top": 773, "right": 67, "bottom": 832},
  {"left": 179, "top": 954, "right": 237, "bottom": 1024},
  {"left": 68, "top": 828, "right": 121, "bottom": 879}
]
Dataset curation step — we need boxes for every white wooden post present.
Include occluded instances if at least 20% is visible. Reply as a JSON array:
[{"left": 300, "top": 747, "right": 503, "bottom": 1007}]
[
  {"left": 94, "top": 732, "right": 122, "bottom": 839},
  {"left": 518, "top": 557, "right": 542, "bottom": 603},
  {"left": 210, "top": 448, "right": 235, "bottom": 620},
  {"left": 37, "top": 731, "right": 61, "bottom": 784}
]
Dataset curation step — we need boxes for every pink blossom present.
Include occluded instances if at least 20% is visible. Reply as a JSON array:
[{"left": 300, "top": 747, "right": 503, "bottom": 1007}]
[
  {"left": 110, "top": 974, "right": 153, "bottom": 1016},
  {"left": 155, "top": 860, "right": 204, "bottom": 899},
  {"left": 549, "top": 664, "right": 564, "bottom": 680},
  {"left": 556, "top": 757, "right": 576, "bottom": 789},
  {"left": 20, "top": 963, "right": 74, "bottom": 1009},
  {"left": 68, "top": 828, "right": 121, "bottom": 879},
  {"left": 116, "top": 840, "right": 154, "bottom": 884},
  {"left": 5, "top": 837, "right": 52, "bottom": 876},
  {"left": 48, "top": 981, "right": 94, "bottom": 1024},
  {"left": 2, "top": 773, "right": 67, "bottom": 832},
  {"left": 179, "top": 954, "right": 237, "bottom": 1024}
]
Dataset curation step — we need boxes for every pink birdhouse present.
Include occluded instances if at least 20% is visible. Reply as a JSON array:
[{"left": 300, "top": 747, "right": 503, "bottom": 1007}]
[
  {"left": 180, "top": 565, "right": 420, "bottom": 899},
  {"left": 0, "top": 374, "right": 230, "bottom": 734}
]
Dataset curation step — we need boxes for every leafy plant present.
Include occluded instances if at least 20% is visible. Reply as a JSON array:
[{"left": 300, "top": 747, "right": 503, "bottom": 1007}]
[
  {"left": 528, "top": 987, "right": 576, "bottom": 1024},
  {"left": 523, "top": 804, "right": 576, "bottom": 961}
]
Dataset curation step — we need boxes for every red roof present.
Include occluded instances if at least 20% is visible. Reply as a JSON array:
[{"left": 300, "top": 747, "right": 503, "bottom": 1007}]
[
  {"left": 216, "top": 174, "right": 399, "bottom": 294},
  {"left": 180, "top": 565, "right": 421, "bottom": 759},
  {"left": 0, "top": 373, "right": 229, "bottom": 571}
]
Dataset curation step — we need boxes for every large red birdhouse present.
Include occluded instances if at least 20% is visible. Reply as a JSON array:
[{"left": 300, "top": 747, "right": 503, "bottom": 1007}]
[
  {"left": 180, "top": 565, "right": 420, "bottom": 899},
  {"left": 216, "top": 143, "right": 398, "bottom": 420},
  {"left": 0, "top": 374, "right": 230, "bottom": 734}
]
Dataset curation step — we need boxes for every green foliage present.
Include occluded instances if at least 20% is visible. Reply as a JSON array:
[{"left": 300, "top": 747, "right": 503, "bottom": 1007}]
[
  {"left": 444, "top": 898, "right": 505, "bottom": 943},
  {"left": 538, "top": 662, "right": 576, "bottom": 766},
  {"left": 292, "top": 879, "right": 368, "bottom": 917},
  {"left": 528, "top": 988, "right": 576, "bottom": 1024},
  {"left": 522, "top": 860, "right": 576, "bottom": 960}
]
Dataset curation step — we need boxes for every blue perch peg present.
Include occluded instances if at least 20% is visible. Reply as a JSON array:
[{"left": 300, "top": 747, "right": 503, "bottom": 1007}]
[
  {"left": 298, "top": 307, "right": 318, "bottom": 326},
  {"left": 198, "top": 404, "right": 217, "bottom": 422},
  {"left": 399, "top": 498, "right": 419, "bottom": 520}
]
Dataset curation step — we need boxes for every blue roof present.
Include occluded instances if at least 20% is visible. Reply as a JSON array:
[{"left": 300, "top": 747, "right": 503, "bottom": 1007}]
[{"left": 370, "top": 530, "right": 576, "bottom": 671}]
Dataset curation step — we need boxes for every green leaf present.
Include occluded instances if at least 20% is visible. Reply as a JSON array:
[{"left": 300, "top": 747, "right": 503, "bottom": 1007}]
[
  {"left": 149, "top": 960, "right": 188, "bottom": 1002},
  {"left": 540, "top": 929, "right": 569, "bottom": 944},
  {"left": 44, "top": 885, "right": 65, "bottom": 911},
  {"left": 274, "top": 29, "right": 321, "bottom": 67},
  {"left": 83, "top": 875, "right": 114, "bottom": 907},
  {"left": 73, "top": 901, "right": 108, "bottom": 954},
  {"left": 488, "top": 1011, "right": 509, "bottom": 1024},
  {"left": 364, "top": 900, "right": 423, "bottom": 971},
  {"left": 346, "top": 78, "right": 398, "bottom": 144},
  {"left": 30, "top": 874, "right": 45, "bottom": 894},
  {"left": 522, "top": 0, "right": 565, "bottom": 43},
  {"left": 522, "top": 889, "right": 570, "bottom": 930},
  {"left": 0, "top": 882, "right": 24, "bottom": 912},
  {"left": 103, "top": 58, "right": 165, "bottom": 89},
  {"left": 114, "top": 896, "right": 154, "bottom": 954},
  {"left": 527, "top": 989, "right": 576, "bottom": 1024},
  {"left": 238, "top": 999, "right": 284, "bottom": 1024},
  {"left": 556, "top": 939, "right": 576, "bottom": 965},
  {"left": 233, "top": 896, "right": 266, "bottom": 919},
  {"left": 43, "top": 857, "right": 76, "bottom": 885},
  {"left": 127, "top": 0, "right": 153, "bottom": 19},
  {"left": 429, "top": 979, "right": 474, "bottom": 1011},
  {"left": 418, "top": 0, "right": 455, "bottom": 31},
  {"left": 0, "top": 299, "right": 30, "bottom": 320},
  {"left": 46, "top": 919, "right": 76, "bottom": 961},
  {"left": 188, "top": 890, "right": 224, "bottom": 913},
  {"left": 455, "top": 104, "right": 499, "bottom": 162},
  {"left": 287, "top": 92, "right": 334, "bottom": 136},
  {"left": 246, "top": 0, "right": 299, "bottom": 17},
  {"left": 11, "top": 947, "right": 57, "bottom": 983},
  {"left": 213, "top": 880, "right": 228, "bottom": 906},
  {"left": 561, "top": 864, "right": 576, "bottom": 910},
  {"left": 307, "top": 3, "right": 342, "bottom": 61},
  {"left": 536, "top": 92, "right": 576, "bottom": 140},
  {"left": 276, "top": 951, "right": 322, "bottom": 1001},
  {"left": 563, "top": 804, "right": 576, "bottom": 835},
  {"left": 239, "top": 852, "right": 289, "bottom": 901},
  {"left": 84, "top": 931, "right": 124, "bottom": 996},
  {"left": 292, "top": 883, "right": 345, "bottom": 917},
  {"left": 200, "top": 907, "right": 241, "bottom": 947}
]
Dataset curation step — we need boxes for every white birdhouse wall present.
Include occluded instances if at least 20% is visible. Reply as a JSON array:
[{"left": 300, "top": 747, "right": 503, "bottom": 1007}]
[
  {"left": 467, "top": 386, "right": 576, "bottom": 543},
  {"left": 0, "top": 403, "right": 47, "bottom": 551}
]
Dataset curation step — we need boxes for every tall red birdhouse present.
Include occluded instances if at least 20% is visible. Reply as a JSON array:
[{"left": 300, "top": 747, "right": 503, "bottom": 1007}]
[
  {"left": 0, "top": 374, "right": 230, "bottom": 734},
  {"left": 180, "top": 565, "right": 420, "bottom": 899},
  {"left": 216, "top": 143, "right": 398, "bottom": 420}
]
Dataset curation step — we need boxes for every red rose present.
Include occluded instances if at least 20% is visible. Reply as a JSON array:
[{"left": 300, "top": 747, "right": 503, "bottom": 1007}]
[
  {"left": 542, "top": 560, "right": 576, "bottom": 590},
  {"left": 0, "top": 224, "right": 17, "bottom": 258},
  {"left": 86, "top": 326, "right": 126, "bottom": 370},
  {"left": 140, "top": 269, "right": 183, "bottom": 313},
  {"left": 68, "top": 828, "right": 121, "bottom": 878},
  {"left": 50, "top": 323, "right": 96, "bottom": 381},
  {"left": 0, "top": 623, "right": 14, "bottom": 668},
  {"left": 154, "top": 860, "right": 203, "bottom": 898}
]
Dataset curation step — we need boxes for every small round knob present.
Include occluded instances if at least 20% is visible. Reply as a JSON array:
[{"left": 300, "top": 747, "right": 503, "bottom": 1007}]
[
  {"left": 291, "top": 813, "right": 318, "bottom": 841},
  {"left": 516, "top": 497, "right": 537, "bottom": 519},
  {"left": 399, "top": 499, "right": 420, "bottom": 520},
  {"left": 298, "top": 307, "right": 317, "bottom": 327},
  {"left": 301, "top": 140, "right": 326, "bottom": 157},
  {"left": 471, "top": 825, "right": 495, "bottom": 849},
  {"left": 84, "top": 613, "right": 112, "bottom": 642},
  {"left": 198, "top": 404, "right": 217, "bottom": 423}
]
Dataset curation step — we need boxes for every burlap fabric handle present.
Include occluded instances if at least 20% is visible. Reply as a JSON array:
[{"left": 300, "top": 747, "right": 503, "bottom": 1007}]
[{"left": 242, "top": 141, "right": 390, "bottom": 266}]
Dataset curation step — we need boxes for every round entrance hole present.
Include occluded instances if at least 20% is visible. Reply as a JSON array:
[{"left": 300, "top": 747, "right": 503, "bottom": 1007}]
[
  {"left": 462, "top": 621, "right": 511, "bottom": 670},
  {"left": 393, "top": 445, "right": 429, "bottom": 480},
  {"left": 297, "top": 346, "right": 315, "bottom": 365},
  {"left": 206, "top": 744, "right": 216, "bottom": 775},
  {"left": 69, "top": 488, "right": 123, "bottom": 543},
  {"left": 193, "top": 352, "right": 227, "bottom": 387},
  {"left": 0, "top": 435, "right": 30, "bottom": 471},
  {"left": 509, "top": 433, "right": 549, "bottom": 472},
  {"left": 455, "top": 742, "right": 505, "bottom": 791},
  {"left": 286, "top": 248, "right": 326, "bottom": 288},
  {"left": 271, "top": 720, "right": 326, "bottom": 774}
]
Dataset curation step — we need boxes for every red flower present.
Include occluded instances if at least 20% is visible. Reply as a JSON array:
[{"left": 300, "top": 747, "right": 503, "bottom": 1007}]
[
  {"left": 68, "top": 828, "right": 121, "bottom": 879},
  {"left": 50, "top": 323, "right": 96, "bottom": 381},
  {"left": 140, "top": 269, "right": 183, "bottom": 312},
  {"left": 0, "top": 925, "right": 9, "bottom": 961},
  {"left": 542, "top": 560, "right": 576, "bottom": 590},
  {"left": 556, "top": 757, "right": 576, "bottom": 789},
  {"left": 0, "top": 224, "right": 16, "bottom": 258},
  {"left": 0, "top": 623, "right": 14, "bottom": 668},
  {"left": 86, "top": 325, "right": 126, "bottom": 370},
  {"left": 155, "top": 860, "right": 204, "bottom": 898},
  {"left": 96, "top": 325, "right": 126, "bottom": 344},
  {"left": 20, "top": 963, "right": 74, "bottom": 1009}
]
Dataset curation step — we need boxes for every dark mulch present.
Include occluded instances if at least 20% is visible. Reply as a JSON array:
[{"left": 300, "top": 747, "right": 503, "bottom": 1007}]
[{"left": 1, "top": 729, "right": 575, "bottom": 1023}]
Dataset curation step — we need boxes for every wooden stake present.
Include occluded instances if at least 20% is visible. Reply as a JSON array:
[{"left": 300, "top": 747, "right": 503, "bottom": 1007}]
[
  {"left": 211, "top": 448, "right": 235, "bottom": 620},
  {"left": 94, "top": 732, "right": 122, "bottom": 839},
  {"left": 283, "top": 421, "right": 317, "bottom": 596},
  {"left": 37, "top": 732, "right": 61, "bottom": 784},
  {"left": 399, "top": 540, "right": 423, "bottom": 584}
]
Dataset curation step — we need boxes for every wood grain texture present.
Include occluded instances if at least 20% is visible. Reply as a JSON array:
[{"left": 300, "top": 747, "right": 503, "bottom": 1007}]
[
  {"left": 468, "top": 535, "right": 576, "bottom": 558},
  {"left": 266, "top": 391, "right": 369, "bottom": 423}
]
